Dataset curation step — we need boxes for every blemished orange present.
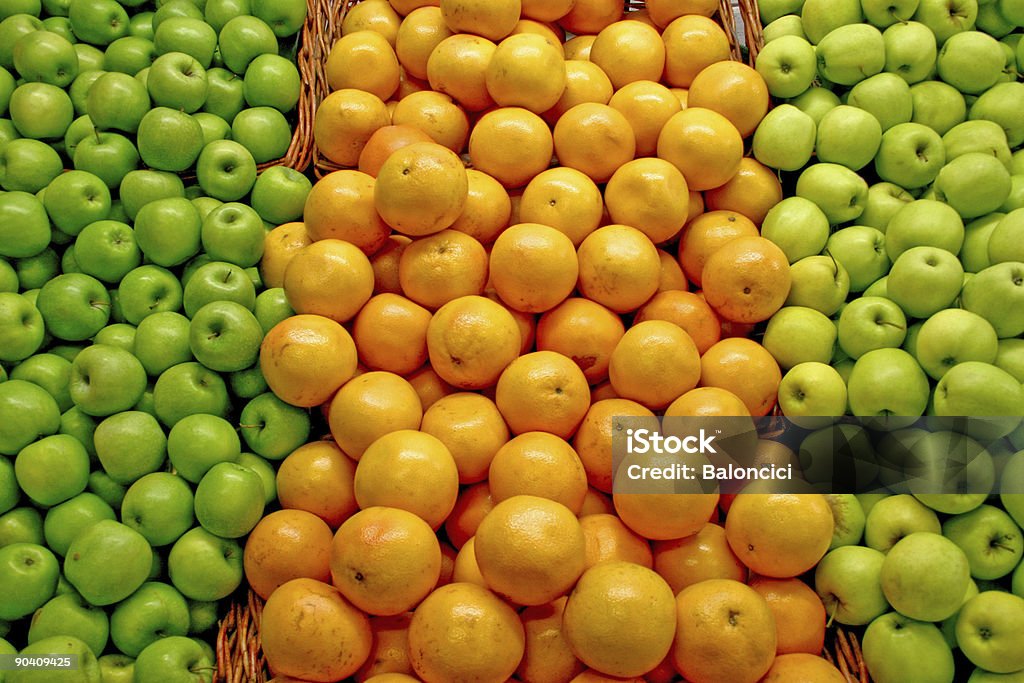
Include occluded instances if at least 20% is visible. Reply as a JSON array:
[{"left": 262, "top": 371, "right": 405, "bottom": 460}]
[
  {"left": 495, "top": 350, "right": 591, "bottom": 439},
  {"left": 634, "top": 291, "right": 721, "bottom": 355},
  {"left": 420, "top": 391, "right": 510, "bottom": 483},
  {"left": 303, "top": 170, "right": 391, "bottom": 255},
  {"left": 371, "top": 234, "right": 412, "bottom": 294},
  {"left": 579, "top": 487, "right": 615, "bottom": 516},
  {"left": 562, "top": 561, "right": 677, "bottom": 679},
  {"left": 485, "top": 33, "right": 567, "bottom": 114},
  {"left": 398, "top": 229, "right": 488, "bottom": 309},
  {"left": 355, "top": 613, "right": 414, "bottom": 682},
  {"left": 589, "top": 20, "right": 666, "bottom": 89},
  {"left": 521, "top": 0, "right": 574, "bottom": 22},
  {"left": 352, "top": 293, "right": 432, "bottom": 376},
  {"left": 604, "top": 158, "right": 690, "bottom": 244},
  {"left": 451, "top": 536, "right": 488, "bottom": 586},
  {"left": 699, "top": 337, "right": 782, "bottom": 417},
  {"left": 725, "top": 493, "right": 834, "bottom": 579},
  {"left": 405, "top": 364, "right": 456, "bottom": 410},
  {"left": 553, "top": 102, "right": 636, "bottom": 183},
  {"left": 260, "top": 314, "right": 358, "bottom": 408},
  {"left": 408, "top": 582, "right": 525, "bottom": 682},
  {"left": 665, "top": 386, "right": 751, "bottom": 417},
  {"left": 488, "top": 431, "right": 588, "bottom": 513},
  {"left": 608, "top": 320, "right": 702, "bottom": 410},
  {"left": 261, "top": 222, "right": 312, "bottom": 289},
  {"left": 389, "top": 0, "right": 440, "bottom": 15},
  {"left": 535, "top": 297, "right": 625, "bottom": 384},
  {"left": 489, "top": 223, "right": 579, "bottom": 313},
  {"left": 469, "top": 106, "right": 554, "bottom": 189},
  {"left": 701, "top": 235, "right": 792, "bottom": 324},
  {"left": 244, "top": 509, "right": 334, "bottom": 600},
  {"left": 439, "top": 0, "right": 521, "bottom": 40},
  {"left": 749, "top": 576, "right": 827, "bottom": 655},
  {"left": 425, "top": 33, "right": 497, "bottom": 112},
  {"left": 374, "top": 141, "right": 468, "bottom": 237},
  {"left": 443, "top": 480, "right": 494, "bottom": 548},
  {"left": 614, "top": 490, "right": 720, "bottom": 541},
  {"left": 519, "top": 167, "right": 604, "bottom": 247},
  {"left": 543, "top": 59, "right": 615, "bottom": 124},
  {"left": 661, "top": 15, "right": 732, "bottom": 88},
  {"left": 518, "top": 597, "right": 586, "bottom": 683},
  {"left": 558, "top": 0, "right": 625, "bottom": 35},
  {"left": 563, "top": 34, "right": 597, "bottom": 60},
  {"left": 327, "top": 371, "right": 424, "bottom": 460},
  {"left": 326, "top": 30, "right": 401, "bottom": 100},
  {"left": 671, "top": 579, "right": 777, "bottom": 683},
  {"left": 426, "top": 294, "right": 522, "bottom": 389},
  {"left": 394, "top": 6, "right": 453, "bottom": 80},
  {"left": 607, "top": 80, "right": 682, "bottom": 157},
  {"left": 448, "top": 169, "right": 512, "bottom": 243},
  {"left": 677, "top": 209, "right": 759, "bottom": 288},
  {"left": 657, "top": 107, "right": 743, "bottom": 191},
  {"left": 580, "top": 512, "right": 654, "bottom": 570},
  {"left": 276, "top": 439, "right": 358, "bottom": 528},
  {"left": 576, "top": 224, "right": 661, "bottom": 313},
  {"left": 353, "top": 429, "right": 459, "bottom": 529},
  {"left": 357, "top": 124, "right": 434, "bottom": 177},
  {"left": 656, "top": 249, "right": 689, "bottom": 292},
  {"left": 474, "top": 494, "right": 587, "bottom": 605},
  {"left": 283, "top": 239, "right": 375, "bottom": 323},
  {"left": 704, "top": 157, "right": 785, "bottom": 227},
  {"left": 760, "top": 653, "right": 848, "bottom": 683},
  {"left": 330, "top": 506, "right": 442, "bottom": 616},
  {"left": 261, "top": 578, "right": 372, "bottom": 683},
  {"left": 313, "top": 88, "right": 391, "bottom": 167},
  {"left": 390, "top": 90, "right": 470, "bottom": 152},
  {"left": 687, "top": 61, "right": 770, "bottom": 139},
  {"left": 651, "top": 522, "right": 746, "bottom": 594},
  {"left": 342, "top": 0, "right": 403, "bottom": 47},
  {"left": 573, "top": 398, "right": 657, "bottom": 493}
]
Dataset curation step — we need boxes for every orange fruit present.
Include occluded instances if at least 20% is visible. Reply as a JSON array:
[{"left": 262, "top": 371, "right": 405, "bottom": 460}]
[
  {"left": 330, "top": 506, "right": 442, "bottom": 615},
  {"left": 579, "top": 487, "right": 615, "bottom": 516},
  {"left": 704, "top": 156, "right": 785, "bottom": 227},
  {"left": 562, "top": 561, "right": 677, "bottom": 678},
  {"left": 357, "top": 124, "right": 434, "bottom": 178},
  {"left": 314, "top": 88, "right": 391, "bottom": 167},
  {"left": 420, "top": 391, "right": 510, "bottom": 483},
  {"left": 607, "top": 80, "right": 682, "bottom": 157},
  {"left": 260, "top": 314, "right": 358, "bottom": 408},
  {"left": 749, "top": 576, "right": 827, "bottom": 655},
  {"left": 687, "top": 61, "right": 770, "bottom": 138},
  {"left": 652, "top": 522, "right": 746, "bottom": 594},
  {"left": 634, "top": 291, "right": 721, "bottom": 355},
  {"left": 303, "top": 170, "right": 391, "bottom": 255},
  {"left": 261, "top": 222, "right": 311, "bottom": 289},
  {"left": 558, "top": 0, "right": 625, "bottom": 34},
  {"left": 760, "top": 653, "right": 847, "bottom": 683},
  {"left": 326, "top": 30, "right": 401, "bottom": 100},
  {"left": 352, "top": 293, "right": 432, "bottom": 376},
  {"left": 576, "top": 224, "right": 660, "bottom": 313},
  {"left": 395, "top": 66, "right": 430, "bottom": 99},
  {"left": 510, "top": 18, "right": 566, "bottom": 50},
  {"left": 451, "top": 536, "right": 488, "bottom": 586},
  {"left": 374, "top": 141, "right": 468, "bottom": 237},
  {"left": 543, "top": 59, "right": 615, "bottom": 124},
  {"left": 589, "top": 20, "right": 666, "bottom": 89},
  {"left": 677, "top": 209, "right": 759, "bottom": 288},
  {"left": 398, "top": 229, "right": 488, "bottom": 309},
  {"left": 553, "top": 103, "right": 636, "bottom": 183},
  {"left": 580, "top": 512, "right": 653, "bottom": 570},
  {"left": 608, "top": 320, "right": 701, "bottom": 410},
  {"left": 699, "top": 337, "right": 782, "bottom": 417},
  {"left": 405, "top": 364, "right": 456, "bottom": 410},
  {"left": 395, "top": 6, "right": 453, "bottom": 80},
  {"left": 623, "top": 7, "right": 657, "bottom": 26},
  {"left": 646, "top": 0, "right": 719, "bottom": 26},
  {"left": 661, "top": 15, "right": 732, "bottom": 88},
  {"left": 521, "top": 0, "right": 575, "bottom": 22},
  {"left": 353, "top": 429, "right": 459, "bottom": 529},
  {"left": 362, "top": 674, "right": 419, "bottom": 683},
  {"left": 657, "top": 107, "right": 743, "bottom": 191},
  {"left": 468, "top": 106, "right": 554, "bottom": 189},
  {"left": 655, "top": 248, "right": 689, "bottom": 292},
  {"left": 391, "top": 89, "right": 470, "bottom": 152},
  {"left": 474, "top": 494, "right": 586, "bottom": 605},
  {"left": 614, "top": 490, "right": 720, "bottom": 541},
  {"left": 370, "top": 234, "right": 412, "bottom": 294},
  {"left": 436, "top": 541, "right": 457, "bottom": 588},
  {"left": 489, "top": 431, "right": 588, "bottom": 513},
  {"left": 536, "top": 297, "right": 625, "bottom": 384},
  {"left": 426, "top": 33, "right": 497, "bottom": 112},
  {"left": 701, "top": 235, "right": 791, "bottom": 324},
  {"left": 563, "top": 34, "right": 596, "bottom": 60},
  {"left": 283, "top": 239, "right": 375, "bottom": 323},
  {"left": 342, "top": 0, "right": 403, "bottom": 47},
  {"left": 570, "top": 671, "right": 644, "bottom": 683},
  {"left": 519, "top": 167, "right": 604, "bottom": 246},
  {"left": 725, "top": 493, "right": 834, "bottom": 578},
  {"left": 686, "top": 189, "right": 703, "bottom": 221},
  {"left": 261, "top": 578, "right": 373, "bottom": 682},
  {"left": 495, "top": 350, "right": 591, "bottom": 439},
  {"left": 426, "top": 294, "right": 521, "bottom": 389},
  {"left": 276, "top": 439, "right": 358, "bottom": 528},
  {"left": 672, "top": 86, "right": 689, "bottom": 107},
  {"left": 518, "top": 597, "right": 586, "bottom": 683},
  {"left": 665, "top": 386, "right": 751, "bottom": 417},
  {"left": 604, "top": 158, "right": 689, "bottom": 244},
  {"left": 491, "top": 295, "right": 537, "bottom": 356},
  {"left": 439, "top": 0, "right": 521, "bottom": 40},
  {"left": 389, "top": 0, "right": 441, "bottom": 15},
  {"left": 671, "top": 579, "right": 777, "bottom": 683},
  {"left": 408, "top": 582, "right": 525, "bottom": 682},
  {"left": 448, "top": 169, "right": 512, "bottom": 244},
  {"left": 244, "top": 509, "right": 334, "bottom": 600},
  {"left": 443, "top": 480, "right": 494, "bottom": 548},
  {"left": 573, "top": 398, "right": 657, "bottom": 493},
  {"left": 486, "top": 33, "right": 567, "bottom": 114},
  {"left": 327, "top": 371, "right": 424, "bottom": 460},
  {"left": 489, "top": 223, "right": 578, "bottom": 313},
  {"left": 355, "top": 613, "right": 415, "bottom": 681}
]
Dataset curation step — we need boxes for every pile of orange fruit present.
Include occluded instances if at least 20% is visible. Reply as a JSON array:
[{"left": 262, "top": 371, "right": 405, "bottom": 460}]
[{"left": 250, "top": 0, "right": 842, "bottom": 681}]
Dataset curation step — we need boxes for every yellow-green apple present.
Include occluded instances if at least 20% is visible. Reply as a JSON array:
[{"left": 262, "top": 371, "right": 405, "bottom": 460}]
[
  {"left": 800, "top": 0, "right": 863, "bottom": 43},
  {"left": 236, "top": 451, "right": 276, "bottom": 505},
  {"left": 884, "top": 21, "right": 939, "bottom": 85},
  {"left": 995, "top": 338, "right": 1024, "bottom": 381},
  {"left": 0, "top": 506, "right": 44, "bottom": 547},
  {"left": 960, "top": 263, "right": 1024, "bottom": 337},
  {"left": 230, "top": 106, "right": 291, "bottom": 164},
  {"left": 915, "top": 309, "right": 999, "bottom": 380},
  {"left": 814, "top": 545, "right": 889, "bottom": 625},
  {"left": 881, "top": 531, "right": 971, "bottom": 621},
  {"left": 0, "top": 14, "right": 43, "bottom": 70},
  {"left": 8, "top": 82, "right": 74, "bottom": 139},
  {"left": 884, "top": 199, "right": 964, "bottom": 260},
  {"left": 238, "top": 391, "right": 310, "bottom": 460},
  {"left": 943, "top": 504, "right": 1023, "bottom": 580},
  {"left": 188, "top": 300, "right": 263, "bottom": 372},
  {"left": 825, "top": 493, "right": 867, "bottom": 548},
  {"left": 72, "top": 130, "right": 140, "bottom": 190},
  {"left": 119, "top": 170, "right": 184, "bottom": 221},
  {"left": 815, "top": 24, "right": 885, "bottom": 85},
  {"left": 200, "top": 202, "right": 264, "bottom": 268},
  {"left": 937, "top": 31, "right": 1005, "bottom": 94},
  {"left": 874, "top": 122, "right": 946, "bottom": 189},
  {"left": 933, "top": 152, "right": 1012, "bottom": 219},
  {"left": 863, "top": 0, "right": 921, "bottom": 27},
  {"left": 249, "top": 166, "right": 311, "bottom": 225},
  {"left": 0, "top": 191, "right": 51, "bottom": 258},
  {"left": 204, "top": 0, "right": 249, "bottom": 33},
  {"left": 202, "top": 66, "right": 245, "bottom": 123},
  {"left": 243, "top": 53, "right": 299, "bottom": 114},
  {"left": 960, "top": 214, "right": 1001, "bottom": 273},
  {"left": 752, "top": 104, "right": 816, "bottom": 172},
  {"left": 789, "top": 85, "right": 841, "bottom": 123},
  {"left": 913, "top": 0, "right": 978, "bottom": 44},
  {"left": 146, "top": 51, "right": 207, "bottom": 113},
  {"left": 43, "top": 170, "right": 111, "bottom": 237},
  {"left": 195, "top": 139, "right": 257, "bottom": 201},
  {"left": 251, "top": 0, "right": 306, "bottom": 37},
  {"left": 815, "top": 104, "right": 883, "bottom": 170},
  {"left": 133, "top": 634, "right": 214, "bottom": 683},
  {"left": 103, "top": 35, "right": 157, "bottom": 75},
  {"left": 1, "top": 138, "right": 64, "bottom": 193},
  {"left": 943, "top": 119, "right": 1012, "bottom": 167},
  {"left": 859, "top": 182, "right": 914, "bottom": 232},
  {"left": 795, "top": 162, "right": 869, "bottom": 224},
  {"left": 847, "top": 347, "right": 929, "bottom": 421},
  {"left": 154, "top": 17, "right": 216, "bottom": 68},
  {"left": 886, "top": 246, "right": 964, "bottom": 318},
  {"left": 97, "top": 653, "right": 135, "bottom": 683},
  {"left": 847, "top": 73, "right": 913, "bottom": 131},
  {"left": 863, "top": 613, "right": 955, "bottom": 683},
  {"left": 988, "top": 208, "right": 1024, "bottom": 264},
  {"left": 956, "top": 591, "right": 1024, "bottom": 673},
  {"left": 69, "top": 0, "right": 130, "bottom": 45},
  {"left": 825, "top": 227, "right": 890, "bottom": 292},
  {"left": 73, "top": 220, "right": 142, "bottom": 284},
  {"left": 970, "top": 82, "right": 1024, "bottom": 146},
  {"left": 1001, "top": 450, "right": 1024, "bottom": 526},
  {"left": 763, "top": 306, "right": 837, "bottom": 369},
  {"left": 93, "top": 411, "right": 167, "bottom": 485}
]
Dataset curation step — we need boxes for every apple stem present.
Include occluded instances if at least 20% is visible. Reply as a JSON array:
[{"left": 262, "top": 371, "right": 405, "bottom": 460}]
[
  {"left": 92, "top": 127, "right": 101, "bottom": 144},
  {"left": 826, "top": 599, "right": 838, "bottom": 628}
]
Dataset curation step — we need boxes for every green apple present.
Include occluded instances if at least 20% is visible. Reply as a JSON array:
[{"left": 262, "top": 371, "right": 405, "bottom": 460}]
[
  {"left": 134, "top": 311, "right": 192, "bottom": 376},
  {"left": 186, "top": 599, "right": 218, "bottom": 635},
  {"left": 938, "top": 30, "right": 1005, "bottom": 95},
  {"left": 250, "top": 165, "right": 311, "bottom": 226},
  {"left": 886, "top": 245, "right": 964, "bottom": 318},
  {"left": 913, "top": 0, "right": 979, "bottom": 44},
  {"left": 103, "top": 35, "right": 157, "bottom": 75},
  {"left": 152, "top": 0, "right": 205, "bottom": 31},
  {"left": 970, "top": 82, "right": 1024, "bottom": 147},
  {"left": 816, "top": 24, "right": 886, "bottom": 85},
  {"left": 182, "top": 261, "right": 256, "bottom": 317},
  {"left": 0, "top": 293, "right": 44, "bottom": 362},
  {"left": 957, "top": 591, "right": 1024, "bottom": 673},
  {"left": 200, "top": 202, "right": 264, "bottom": 267},
  {"left": 204, "top": 0, "right": 249, "bottom": 32},
  {"left": 859, "top": 182, "right": 914, "bottom": 233},
  {"left": 236, "top": 451, "right": 276, "bottom": 504},
  {"left": 63, "top": 112, "right": 96, "bottom": 156},
  {"left": 121, "top": 472, "right": 194, "bottom": 546},
  {"left": 42, "top": 491, "right": 114, "bottom": 557},
  {"left": 69, "top": 344, "right": 147, "bottom": 417},
  {"left": 8, "top": 635, "right": 101, "bottom": 683},
  {"left": 944, "top": 119, "right": 1013, "bottom": 168},
  {"left": 909, "top": 430, "right": 995, "bottom": 510},
  {"left": 0, "top": 506, "right": 44, "bottom": 547},
  {"left": 97, "top": 654, "right": 135, "bottom": 683},
  {"left": 93, "top": 323, "right": 137, "bottom": 354},
  {"left": 117, "top": 265, "right": 185, "bottom": 327},
  {"left": 251, "top": 0, "right": 305, "bottom": 37},
  {"left": 152, "top": 361, "right": 230, "bottom": 427},
  {"left": 934, "top": 152, "right": 1012, "bottom": 219},
  {"left": 961, "top": 262, "right": 1024, "bottom": 338},
  {"left": 863, "top": 0, "right": 921, "bottom": 27},
  {"left": 881, "top": 531, "right": 971, "bottom": 622},
  {"left": 885, "top": 199, "right": 965, "bottom": 260},
  {"left": 875, "top": 122, "right": 946, "bottom": 189},
  {"left": 14, "top": 247, "right": 59, "bottom": 291},
  {"left": 72, "top": 130, "right": 140, "bottom": 190},
  {"left": 69, "top": 0, "right": 130, "bottom": 45},
  {"left": 759, "top": 198, "right": 829, "bottom": 264},
  {"left": 0, "top": 191, "right": 50, "bottom": 258},
  {"left": 86, "top": 71, "right": 151, "bottom": 134},
  {"left": 86, "top": 470, "right": 125, "bottom": 511},
  {"left": 1, "top": 138, "right": 64, "bottom": 193},
  {"left": 988, "top": 208, "right": 1024, "bottom": 264},
  {"left": 825, "top": 226, "right": 890, "bottom": 292},
  {"left": 863, "top": 612, "right": 955, "bottom": 683},
  {"left": 846, "top": 72, "right": 914, "bottom": 132},
  {"left": 795, "top": 162, "right": 869, "bottom": 224},
  {"left": 217, "top": 15, "right": 277, "bottom": 75},
  {"left": 884, "top": 21, "right": 939, "bottom": 86},
  {"left": 133, "top": 197, "right": 203, "bottom": 268},
  {"left": 0, "top": 456, "right": 16, "bottom": 515},
  {"left": 933, "top": 362, "right": 1024, "bottom": 437},
  {"left": 15, "top": 433, "right": 90, "bottom": 506},
  {"left": 64, "top": 519, "right": 152, "bottom": 606},
  {"left": 154, "top": 17, "right": 216, "bottom": 68},
  {"left": 166, "top": 413, "right": 240, "bottom": 483},
  {"left": 74, "top": 41, "right": 105, "bottom": 71},
  {"left": 193, "top": 461, "right": 264, "bottom": 538},
  {"left": 238, "top": 391, "right": 310, "bottom": 460},
  {"left": 995, "top": 338, "right": 1024, "bottom": 382},
  {"left": 943, "top": 504, "right": 1023, "bottom": 580},
  {"left": 229, "top": 106, "right": 291, "bottom": 164},
  {"left": 961, "top": 213, "right": 1002, "bottom": 273},
  {"left": 167, "top": 526, "right": 243, "bottom": 600},
  {"left": 136, "top": 107, "right": 204, "bottom": 172},
  {"left": 188, "top": 300, "right": 263, "bottom": 372},
  {"left": 755, "top": 35, "right": 818, "bottom": 100},
  {"left": 0, "top": 14, "right": 43, "bottom": 71},
  {"left": 42, "top": 170, "right": 111, "bottom": 237},
  {"left": 788, "top": 84, "right": 841, "bottom": 123},
  {"left": 202, "top": 66, "right": 245, "bottom": 123},
  {"left": 195, "top": 139, "right": 257, "bottom": 201},
  {"left": 8, "top": 82, "right": 74, "bottom": 139},
  {"left": 242, "top": 53, "right": 300, "bottom": 114},
  {"left": 110, "top": 581, "right": 190, "bottom": 657},
  {"left": 1003, "top": 450, "right": 1024, "bottom": 526},
  {"left": 0, "top": 542, "right": 58, "bottom": 620},
  {"left": 814, "top": 545, "right": 888, "bottom": 624},
  {"left": 914, "top": 309, "right": 998, "bottom": 380},
  {"left": 1000, "top": 175, "right": 1024, "bottom": 212},
  {"left": 93, "top": 411, "right": 167, "bottom": 485},
  {"left": 763, "top": 306, "right": 836, "bottom": 369},
  {"left": 147, "top": 51, "right": 207, "bottom": 113},
  {"left": 815, "top": 104, "right": 883, "bottom": 170},
  {"left": 119, "top": 170, "right": 185, "bottom": 221},
  {"left": 59, "top": 403, "right": 96, "bottom": 455},
  {"left": 979, "top": 0, "right": 1017, "bottom": 36},
  {"left": 847, "top": 348, "right": 930, "bottom": 419},
  {"left": 73, "top": 220, "right": 142, "bottom": 284},
  {"left": 939, "top": 578, "right": 979, "bottom": 650},
  {"left": 800, "top": 0, "right": 863, "bottom": 43},
  {"left": 824, "top": 493, "right": 867, "bottom": 549},
  {"left": 193, "top": 111, "right": 230, "bottom": 145},
  {"left": 228, "top": 364, "right": 268, "bottom": 399},
  {"left": 12, "top": 29, "right": 78, "bottom": 88},
  {"left": 27, "top": 592, "right": 109, "bottom": 657},
  {"left": 133, "top": 634, "right": 214, "bottom": 683}
]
